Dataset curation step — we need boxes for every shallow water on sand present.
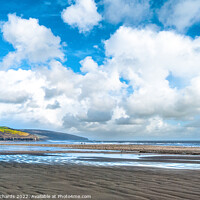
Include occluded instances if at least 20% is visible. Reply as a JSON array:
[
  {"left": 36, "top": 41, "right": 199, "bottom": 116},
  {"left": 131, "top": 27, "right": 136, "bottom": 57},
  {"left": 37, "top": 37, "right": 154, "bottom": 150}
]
[
  {"left": 0, "top": 150, "right": 200, "bottom": 169},
  {"left": 0, "top": 142, "right": 200, "bottom": 169}
]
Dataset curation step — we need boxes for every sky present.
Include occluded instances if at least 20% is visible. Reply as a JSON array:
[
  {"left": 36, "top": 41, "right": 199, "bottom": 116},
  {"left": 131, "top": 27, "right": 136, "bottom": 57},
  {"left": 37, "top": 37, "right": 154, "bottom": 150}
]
[{"left": 1, "top": 0, "right": 200, "bottom": 140}]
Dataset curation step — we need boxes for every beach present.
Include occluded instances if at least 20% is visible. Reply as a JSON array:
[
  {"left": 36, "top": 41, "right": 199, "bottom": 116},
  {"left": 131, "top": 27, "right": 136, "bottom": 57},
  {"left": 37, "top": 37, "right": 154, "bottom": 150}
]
[
  {"left": 0, "top": 163, "right": 199, "bottom": 200},
  {"left": 0, "top": 143, "right": 199, "bottom": 199}
]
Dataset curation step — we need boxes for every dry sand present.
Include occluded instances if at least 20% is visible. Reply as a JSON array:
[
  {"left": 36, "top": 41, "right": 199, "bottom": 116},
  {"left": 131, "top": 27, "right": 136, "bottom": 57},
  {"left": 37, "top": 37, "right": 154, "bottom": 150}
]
[{"left": 0, "top": 163, "right": 199, "bottom": 200}]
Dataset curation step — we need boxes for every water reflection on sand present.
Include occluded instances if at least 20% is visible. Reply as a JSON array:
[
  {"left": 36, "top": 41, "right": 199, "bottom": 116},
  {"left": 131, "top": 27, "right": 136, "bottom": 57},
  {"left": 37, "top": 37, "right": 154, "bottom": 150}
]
[{"left": 0, "top": 144, "right": 200, "bottom": 169}]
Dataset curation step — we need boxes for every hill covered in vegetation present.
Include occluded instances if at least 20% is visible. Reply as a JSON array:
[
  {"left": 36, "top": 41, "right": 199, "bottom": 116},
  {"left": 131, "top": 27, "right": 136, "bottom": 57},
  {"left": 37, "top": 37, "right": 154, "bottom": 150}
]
[
  {"left": 0, "top": 127, "right": 38, "bottom": 141},
  {"left": 19, "top": 129, "right": 88, "bottom": 141}
]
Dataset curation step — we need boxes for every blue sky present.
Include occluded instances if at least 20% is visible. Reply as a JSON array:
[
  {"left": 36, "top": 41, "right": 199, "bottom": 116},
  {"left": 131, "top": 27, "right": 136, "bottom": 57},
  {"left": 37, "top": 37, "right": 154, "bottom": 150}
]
[
  {"left": 1, "top": 0, "right": 200, "bottom": 140},
  {"left": 0, "top": 0, "right": 199, "bottom": 71},
  {"left": 0, "top": 0, "right": 113, "bottom": 71}
]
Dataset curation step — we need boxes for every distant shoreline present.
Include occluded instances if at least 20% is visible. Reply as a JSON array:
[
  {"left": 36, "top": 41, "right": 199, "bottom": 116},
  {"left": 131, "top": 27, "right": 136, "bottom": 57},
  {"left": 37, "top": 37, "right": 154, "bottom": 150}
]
[{"left": 1, "top": 143, "right": 200, "bottom": 155}]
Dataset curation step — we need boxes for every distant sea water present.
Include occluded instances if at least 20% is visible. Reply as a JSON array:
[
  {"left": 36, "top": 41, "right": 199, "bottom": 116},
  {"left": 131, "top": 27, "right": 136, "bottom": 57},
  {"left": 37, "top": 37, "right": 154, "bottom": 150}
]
[
  {"left": 45, "top": 140, "right": 200, "bottom": 147},
  {"left": 89, "top": 141, "right": 200, "bottom": 147}
]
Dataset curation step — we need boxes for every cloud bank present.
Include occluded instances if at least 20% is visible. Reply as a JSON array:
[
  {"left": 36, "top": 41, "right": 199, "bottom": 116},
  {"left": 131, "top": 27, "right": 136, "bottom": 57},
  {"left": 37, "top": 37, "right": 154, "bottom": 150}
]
[
  {"left": 1, "top": 0, "right": 200, "bottom": 140},
  {"left": 1, "top": 17, "right": 200, "bottom": 139}
]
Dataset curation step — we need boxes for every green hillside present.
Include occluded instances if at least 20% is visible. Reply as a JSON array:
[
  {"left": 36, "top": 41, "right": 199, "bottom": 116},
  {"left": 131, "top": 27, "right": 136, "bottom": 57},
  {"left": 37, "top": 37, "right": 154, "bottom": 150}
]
[{"left": 0, "top": 127, "right": 38, "bottom": 141}]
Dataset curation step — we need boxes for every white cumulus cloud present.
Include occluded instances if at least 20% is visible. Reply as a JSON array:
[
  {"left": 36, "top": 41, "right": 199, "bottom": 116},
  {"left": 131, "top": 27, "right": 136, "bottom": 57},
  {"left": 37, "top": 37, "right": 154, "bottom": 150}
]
[
  {"left": 103, "top": 0, "right": 151, "bottom": 25},
  {"left": 2, "top": 25, "right": 200, "bottom": 139},
  {"left": 158, "top": 0, "right": 200, "bottom": 32},
  {"left": 105, "top": 26, "right": 200, "bottom": 120},
  {"left": 0, "top": 14, "right": 64, "bottom": 69},
  {"left": 61, "top": 0, "right": 102, "bottom": 33}
]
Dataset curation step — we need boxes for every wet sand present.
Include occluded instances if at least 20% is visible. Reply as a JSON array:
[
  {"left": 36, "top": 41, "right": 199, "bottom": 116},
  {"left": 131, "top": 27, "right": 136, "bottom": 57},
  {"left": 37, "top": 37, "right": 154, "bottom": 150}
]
[
  {"left": 1, "top": 143, "right": 200, "bottom": 154},
  {"left": 0, "top": 144, "right": 200, "bottom": 199},
  {"left": 0, "top": 163, "right": 199, "bottom": 200}
]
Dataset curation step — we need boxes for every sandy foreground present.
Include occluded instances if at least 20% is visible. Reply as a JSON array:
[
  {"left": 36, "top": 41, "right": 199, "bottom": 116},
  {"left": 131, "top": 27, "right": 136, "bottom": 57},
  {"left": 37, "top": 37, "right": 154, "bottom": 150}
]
[
  {"left": 0, "top": 163, "right": 199, "bottom": 200},
  {"left": 0, "top": 144, "right": 200, "bottom": 199}
]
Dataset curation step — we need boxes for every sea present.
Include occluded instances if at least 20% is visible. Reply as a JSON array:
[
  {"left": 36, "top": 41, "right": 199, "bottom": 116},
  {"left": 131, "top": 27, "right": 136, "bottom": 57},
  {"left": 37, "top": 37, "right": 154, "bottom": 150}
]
[
  {"left": 0, "top": 140, "right": 200, "bottom": 169},
  {"left": 48, "top": 140, "right": 200, "bottom": 147}
]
